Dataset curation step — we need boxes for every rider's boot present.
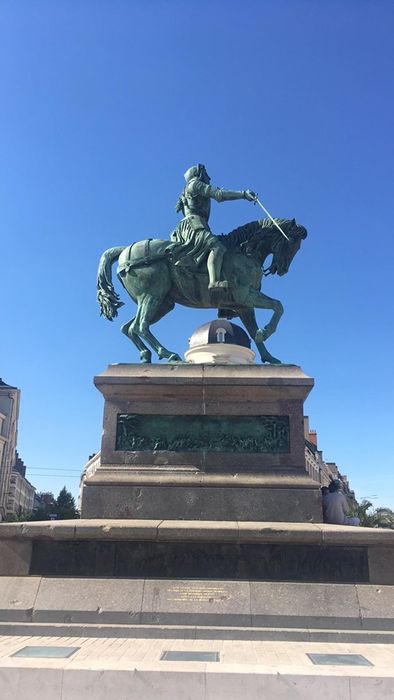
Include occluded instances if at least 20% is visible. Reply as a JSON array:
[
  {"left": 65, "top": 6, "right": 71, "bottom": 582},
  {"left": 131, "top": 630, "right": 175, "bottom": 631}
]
[{"left": 207, "top": 247, "right": 229, "bottom": 291}]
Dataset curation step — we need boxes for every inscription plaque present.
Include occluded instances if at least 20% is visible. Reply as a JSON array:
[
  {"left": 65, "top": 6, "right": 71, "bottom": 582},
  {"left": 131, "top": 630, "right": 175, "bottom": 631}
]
[
  {"left": 116, "top": 414, "right": 290, "bottom": 453},
  {"left": 167, "top": 585, "right": 228, "bottom": 602}
]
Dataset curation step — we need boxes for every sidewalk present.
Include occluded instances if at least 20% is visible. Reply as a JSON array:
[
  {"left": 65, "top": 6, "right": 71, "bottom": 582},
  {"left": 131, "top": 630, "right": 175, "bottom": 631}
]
[{"left": 0, "top": 634, "right": 393, "bottom": 699}]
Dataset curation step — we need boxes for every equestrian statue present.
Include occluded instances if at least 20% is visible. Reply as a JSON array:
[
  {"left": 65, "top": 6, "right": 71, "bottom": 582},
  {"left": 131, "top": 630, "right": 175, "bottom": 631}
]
[{"left": 97, "top": 164, "right": 307, "bottom": 364}]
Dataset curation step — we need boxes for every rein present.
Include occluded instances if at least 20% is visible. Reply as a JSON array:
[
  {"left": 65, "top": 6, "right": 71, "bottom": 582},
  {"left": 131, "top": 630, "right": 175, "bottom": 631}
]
[{"left": 238, "top": 225, "right": 288, "bottom": 277}]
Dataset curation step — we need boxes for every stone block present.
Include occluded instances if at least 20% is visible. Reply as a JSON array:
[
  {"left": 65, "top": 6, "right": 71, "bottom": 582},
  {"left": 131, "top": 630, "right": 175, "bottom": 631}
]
[
  {"left": 0, "top": 669, "right": 63, "bottom": 700},
  {"left": 81, "top": 483, "right": 323, "bottom": 521},
  {"left": 321, "top": 525, "right": 394, "bottom": 546},
  {"left": 0, "top": 576, "right": 41, "bottom": 621},
  {"left": 349, "top": 677, "right": 394, "bottom": 700},
  {"left": 29, "top": 539, "right": 117, "bottom": 577},
  {"left": 202, "top": 451, "right": 302, "bottom": 471},
  {"left": 198, "top": 486, "right": 322, "bottom": 522},
  {"left": 250, "top": 581, "right": 362, "bottom": 629},
  {"left": 0, "top": 539, "right": 32, "bottom": 575},
  {"left": 0, "top": 523, "right": 24, "bottom": 537},
  {"left": 112, "top": 542, "right": 243, "bottom": 579},
  {"left": 357, "top": 584, "right": 394, "bottom": 630},
  {"left": 237, "top": 521, "right": 322, "bottom": 544},
  {"left": 368, "top": 546, "right": 394, "bottom": 584},
  {"left": 246, "top": 544, "right": 368, "bottom": 583},
  {"left": 208, "top": 673, "right": 354, "bottom": 700},
  {"left": 32, "top": 577, "right": 145, "bottom": 624},
  {"left": 157, "top": 520, "right": 239, "bottom": 542},
  {"left": 62, "top": 669, "right": 205, "bottom": 700},
  {"left": 81, "top": 484, "right": 203, "bottom": 520},
  {"left": 19, "top": 521, "right": 77, "bottom": 539},
  {"left": 73, "top": 519, "right": 161, "bottom": 541},
  {"left": 140, "top": 578, "right": 251, "bottom": 626}
]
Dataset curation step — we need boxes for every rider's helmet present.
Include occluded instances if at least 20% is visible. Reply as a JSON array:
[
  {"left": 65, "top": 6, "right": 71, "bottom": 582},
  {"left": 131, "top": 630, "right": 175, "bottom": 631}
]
[{"left": 184, "top": 164, "right": 211, "bottom": 184}]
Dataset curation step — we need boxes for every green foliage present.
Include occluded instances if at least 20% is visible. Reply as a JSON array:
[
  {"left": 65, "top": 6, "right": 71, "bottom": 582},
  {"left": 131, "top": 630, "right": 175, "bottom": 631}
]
[
  {"left": 349, "top": 499, "right": 394, "bottom": 529},
  {"left": 4, "top": 510, "right": 33, "bottom": 522},
  {"left": 4, "top": 487, "right": 79, "bottom": 522},
  {"left": 55, "top": 486, "right": 79, "bottom": 520}
]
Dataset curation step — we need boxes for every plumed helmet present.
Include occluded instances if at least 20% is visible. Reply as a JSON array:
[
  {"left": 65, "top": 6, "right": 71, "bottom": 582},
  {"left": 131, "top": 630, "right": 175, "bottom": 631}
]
[{"left": 184, "top": 164, "right": 210, "bottom": 183}]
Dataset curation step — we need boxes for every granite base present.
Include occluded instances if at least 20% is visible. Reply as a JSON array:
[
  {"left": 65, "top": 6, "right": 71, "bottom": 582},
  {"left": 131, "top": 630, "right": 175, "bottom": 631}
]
[{"left": 81, "top": 480, "right": 322, "bottom": 521}]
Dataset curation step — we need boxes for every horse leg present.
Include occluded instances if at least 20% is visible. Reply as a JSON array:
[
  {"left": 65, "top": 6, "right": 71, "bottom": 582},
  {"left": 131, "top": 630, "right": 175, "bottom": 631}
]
[
  {"left": 121, "top": 317, "right": 152, "bottom": 363},
  {"left": 133, "top": 294, "right": 182, "bottom": 362},
  {"left": 238, "top": 307, "right": 281, "bottom": 364},
  {"left": 250, "top": 291, "right": 284, "bottom": 342},
  {"left": 144, "top": 299, "right": 183, "bottom": 362}
]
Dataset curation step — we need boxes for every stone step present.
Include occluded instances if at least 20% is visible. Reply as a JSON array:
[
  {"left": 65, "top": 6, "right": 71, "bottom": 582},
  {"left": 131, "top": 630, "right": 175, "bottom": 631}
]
[
  {"left": 1, "top": 577, "right": 394, "bottom": 632},
  {"left": 1, "top": 621, "right": 394, "bottom": 644}
]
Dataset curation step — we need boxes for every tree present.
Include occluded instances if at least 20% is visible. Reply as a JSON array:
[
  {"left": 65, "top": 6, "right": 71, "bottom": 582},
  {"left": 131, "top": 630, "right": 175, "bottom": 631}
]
[
  {"left": 4, "top": 488, "right": 79, "bottom": 521},
  {"left": 350, "top": 499, "right": 394, "bottom": 529},
  {"left": 27, "top": 492, "right": 56, "bottom": 521},
  {"left": 55, "top": 486, "right": 79, "bottom": 519}
]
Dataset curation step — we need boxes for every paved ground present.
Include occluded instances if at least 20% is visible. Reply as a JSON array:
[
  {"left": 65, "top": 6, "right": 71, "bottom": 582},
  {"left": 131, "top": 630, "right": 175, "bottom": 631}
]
[
  {"left": 0, "top": 634, "right": 393, "bottom": 699},
  {"left": 1, "top": 634, "right": 394, "bottom": 671}
]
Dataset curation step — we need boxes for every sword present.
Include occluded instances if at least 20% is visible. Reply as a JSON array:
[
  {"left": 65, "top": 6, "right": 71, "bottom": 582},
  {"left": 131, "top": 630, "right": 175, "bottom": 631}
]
[{"left": 253, "top": 197, "right": 290, "bottom": 241}]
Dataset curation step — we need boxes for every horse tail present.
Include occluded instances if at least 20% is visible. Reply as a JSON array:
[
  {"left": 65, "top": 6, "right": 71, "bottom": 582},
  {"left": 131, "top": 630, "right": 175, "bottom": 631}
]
[{"left": 97, "top": 246, "right": 125, "bottom": 320}]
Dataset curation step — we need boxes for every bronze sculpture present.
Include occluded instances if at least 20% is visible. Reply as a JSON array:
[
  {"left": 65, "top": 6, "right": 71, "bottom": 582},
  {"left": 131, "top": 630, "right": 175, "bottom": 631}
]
[{"left": 97, "top": 165, "right": 307, "bottom": 363}]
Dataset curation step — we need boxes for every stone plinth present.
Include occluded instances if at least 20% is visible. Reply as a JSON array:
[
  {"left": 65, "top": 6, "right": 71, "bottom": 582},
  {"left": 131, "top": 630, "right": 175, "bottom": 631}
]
[
  {"left": 80, "top": 363, "right": 321, "bottom": 521},
  {"left": 1, "top": 520, "right": 394, "bottom": 639}
]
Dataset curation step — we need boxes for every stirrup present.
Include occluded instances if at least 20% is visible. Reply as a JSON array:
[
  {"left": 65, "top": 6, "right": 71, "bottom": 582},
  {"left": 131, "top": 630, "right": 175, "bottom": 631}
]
[{"left": 208, "top": 281, "right": 229, "bottom": 291}]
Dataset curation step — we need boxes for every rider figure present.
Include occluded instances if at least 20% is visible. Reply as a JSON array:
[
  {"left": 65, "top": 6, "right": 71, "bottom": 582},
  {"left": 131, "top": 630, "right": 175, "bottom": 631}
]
[{"left": 171, "top": 164, "right": 256, "bottom": 290}]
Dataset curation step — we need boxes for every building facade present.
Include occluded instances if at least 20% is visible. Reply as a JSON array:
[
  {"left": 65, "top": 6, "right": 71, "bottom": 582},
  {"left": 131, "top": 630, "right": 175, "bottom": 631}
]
[
  {"left": 0, "top": 378, "right": 37, "bottom": 520},
  {"left": 5, "top": 452, "right": 35, "bottom": 517},
  {"left": 0, "top": 379, "right": 21, "bottom": 520},
  {"left": 304, "top": 416, "right": 355, "bottom": 499}
]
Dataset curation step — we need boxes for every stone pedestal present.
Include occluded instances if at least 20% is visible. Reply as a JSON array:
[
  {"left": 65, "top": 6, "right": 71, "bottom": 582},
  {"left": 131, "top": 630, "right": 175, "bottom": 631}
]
[
  {"left": 81, "top": 364, "right": 322, "bottom": 521},
  {"left": 1, "top": 520, "right": 394, "bottom": 640}
]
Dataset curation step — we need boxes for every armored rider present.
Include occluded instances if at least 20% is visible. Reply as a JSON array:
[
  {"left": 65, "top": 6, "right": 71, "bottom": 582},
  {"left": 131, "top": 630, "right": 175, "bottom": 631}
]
[{"left": 170, "top": 164, "right": 256, "bottom": 290}]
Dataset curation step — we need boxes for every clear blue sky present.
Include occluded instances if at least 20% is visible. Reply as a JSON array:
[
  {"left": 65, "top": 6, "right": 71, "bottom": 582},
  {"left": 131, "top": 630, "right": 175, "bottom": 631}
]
[{"left": 1, "top": 1, "right": 393, "bottom": 508}]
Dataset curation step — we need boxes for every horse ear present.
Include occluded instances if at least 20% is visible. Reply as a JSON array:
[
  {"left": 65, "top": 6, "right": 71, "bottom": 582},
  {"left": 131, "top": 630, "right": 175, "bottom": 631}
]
[{"left": 292, "top": 218, "right": 296, "bottom": 226}]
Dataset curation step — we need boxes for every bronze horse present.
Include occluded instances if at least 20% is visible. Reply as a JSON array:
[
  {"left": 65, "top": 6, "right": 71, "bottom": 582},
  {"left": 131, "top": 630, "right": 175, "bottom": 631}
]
[{"left": 97, "top": 217, "right": 307, "bottom": 363}]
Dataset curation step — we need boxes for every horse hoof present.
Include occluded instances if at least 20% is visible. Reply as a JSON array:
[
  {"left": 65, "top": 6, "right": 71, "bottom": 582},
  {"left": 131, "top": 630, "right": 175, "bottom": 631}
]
[
  {"left": 168, "top": 353, "right": 182, "bottom": 363},
  {"left": 140, "top": 350, "right": 152, "bottom": 363},
  {"left": 261, "top": 355, "right": 281, "bottom": 365}
]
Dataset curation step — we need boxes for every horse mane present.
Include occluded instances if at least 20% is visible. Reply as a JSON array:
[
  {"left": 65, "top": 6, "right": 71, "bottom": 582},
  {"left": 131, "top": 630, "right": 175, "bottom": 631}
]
[{"left": 220, "top": 218, "right": 293, "bottom": 249}]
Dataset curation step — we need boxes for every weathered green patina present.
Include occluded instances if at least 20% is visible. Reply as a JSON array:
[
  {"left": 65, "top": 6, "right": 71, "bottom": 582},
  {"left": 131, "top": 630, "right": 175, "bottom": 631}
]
[
  {"left": 169, "top": 163, "right": 256, "bottom": 291},
  {"left": 97, "top": 165, "right": 307, "bottom": 363},
  {"left": 116, "top": 414, "right": 290, "bottom": 453}
]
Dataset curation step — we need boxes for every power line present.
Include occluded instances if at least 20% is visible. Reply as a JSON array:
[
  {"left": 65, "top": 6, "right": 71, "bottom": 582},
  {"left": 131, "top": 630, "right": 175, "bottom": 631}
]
[
  {"left": 27, "top": 469, "right": 82, "bottom": 472},
  {"left": 27, "top": 473, "right": 82, "bottom": 478},
  {"left": 29, "top": 471, "right": 81, "bottom": 474}
]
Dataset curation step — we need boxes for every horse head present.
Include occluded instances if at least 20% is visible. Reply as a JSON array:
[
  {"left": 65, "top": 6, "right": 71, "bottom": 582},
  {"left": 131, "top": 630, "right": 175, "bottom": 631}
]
[
  {"left": 262, "top": 219, "right": 307, "bottom": 276},
  {"left": 222, "top": 217, "right": 307, "bottom": 275}
]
